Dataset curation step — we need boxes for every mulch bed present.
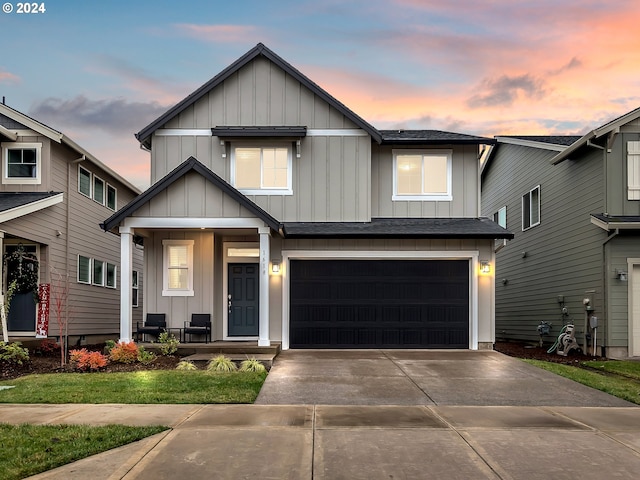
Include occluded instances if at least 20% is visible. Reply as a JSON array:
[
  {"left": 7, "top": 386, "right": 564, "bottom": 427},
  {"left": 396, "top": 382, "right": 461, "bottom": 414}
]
[{"left": 494, "top": 341, "right": 605, "bottom": 365}]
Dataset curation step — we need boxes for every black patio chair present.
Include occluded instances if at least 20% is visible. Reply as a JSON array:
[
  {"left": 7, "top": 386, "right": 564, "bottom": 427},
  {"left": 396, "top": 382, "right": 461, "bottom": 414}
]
[
  {"left": 184, "top": 313, "right": 212, "bottom": 343},
  {"left": 136, "top": 313, "right": 167, "bottom": 342}
]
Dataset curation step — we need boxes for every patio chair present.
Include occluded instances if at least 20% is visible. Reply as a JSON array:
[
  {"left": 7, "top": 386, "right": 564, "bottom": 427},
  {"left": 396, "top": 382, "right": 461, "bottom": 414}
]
[
  {"left": 184, "top": 313, "right": 212, "bottom": 343},
  {"left": 136, "top": 313, "right": 167, "bottom": 342}
]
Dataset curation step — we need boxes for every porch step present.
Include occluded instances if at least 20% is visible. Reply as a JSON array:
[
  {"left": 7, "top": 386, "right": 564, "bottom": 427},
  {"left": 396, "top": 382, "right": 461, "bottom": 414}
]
[
  {"left": 182, "top": 352, "right": 276, "bottom": 370},
  {"left": 174, "top": 341, "right": 281, "bottom": 356}
]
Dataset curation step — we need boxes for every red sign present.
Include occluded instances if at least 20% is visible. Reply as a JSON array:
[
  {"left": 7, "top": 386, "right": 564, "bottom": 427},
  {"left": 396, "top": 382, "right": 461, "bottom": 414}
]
[{"left": 36, "top": 283, "right": 50, "bottom": 338}]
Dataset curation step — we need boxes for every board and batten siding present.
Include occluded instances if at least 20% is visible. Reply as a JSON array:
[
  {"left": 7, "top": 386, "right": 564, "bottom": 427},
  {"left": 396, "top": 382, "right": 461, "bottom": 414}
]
[
  {"left": 371, "top": 144, "right": 479, "bottom": 218},
  {"left": 148, "top": 56, "right": 371, "bottom": 222},
  {"left": 482, "top": 143, "right": 605, "bottom": 345},
  {"left": 606, "top": 132, "right": 640, "bottom": 215}
]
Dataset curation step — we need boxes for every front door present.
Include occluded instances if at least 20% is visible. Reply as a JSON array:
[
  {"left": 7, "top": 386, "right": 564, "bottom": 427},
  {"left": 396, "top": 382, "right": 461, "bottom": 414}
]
[
  {"left": 5, "top": 244, "right": 39, "bottom": 333},
  {"left": 228, "top": 263, "right": 259, "bottom": 336}
]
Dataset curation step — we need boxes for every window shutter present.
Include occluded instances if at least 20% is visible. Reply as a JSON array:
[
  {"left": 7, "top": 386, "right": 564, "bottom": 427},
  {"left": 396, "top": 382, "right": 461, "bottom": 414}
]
[{"left": 628, "top": 141, "right": 640, "bottom": 200}]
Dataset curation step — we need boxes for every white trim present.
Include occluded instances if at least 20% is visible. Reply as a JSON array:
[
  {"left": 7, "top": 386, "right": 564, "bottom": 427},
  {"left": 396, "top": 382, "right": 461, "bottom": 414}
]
[
  {"left": 1, "top": 142, "right": 42, "bottom": 185},
  {"left": 106, "top": 262, "right": 117, "bottom": 289},
  {"left": 495, "top": 136, "right": 567, "bottom": 151},
  {"left": 77, "top": 254, "right": 92, "bottom": 284},
  {"left": 132, "top": 270, "right": 139, "bottom": 308},
  {"left": 521, "top": 185, "right": 541, "bottom": 231},
  {"left": 222, "top": 241, "right": 260, "bottom": 341},
  {"left": 0, "top": 125, "right": 17, "bottom": 141},
  {"left": 306, "top": 129, "right": 368, "bottom": 137},
  {"left": 106, "top": 183, "right": 117, "bottom": 211},
  {"left": 628, "top": 259, "right": 640, "bottom": 357},
  {"left": 280, "top": 250, "right": 479, "bottom": 351},
  {"left": 231, "top": 143, "right": 293, "bottom": 195},
  {"left": 155, "top": 129, "right": 213, "bottom": 136},
  {"left": 92, "top": 259, "right": 105, "bottom": 286},
  {"left": 123, "top": 217, "right": 267, "bottom": 229},
  {"left": 259, "top": 231, "right": 271, "bottom": 346},
  {"left": 0, "top": 193, "right": 63, "bottom": 223},
  {"left": 93, "top": 174, "right": 106, "bottom": 205},
  {"left": 392, "top": 149, "right": 453, "bottom": 201},
  {"left": 162, "top": 239, "right": 195, "bottom": 296},
  {"left": 591, "top": 216, "right": 640, "bottom": 231},
  {"left": 78, "top": 165, "right": 92, "bottom": 198},
  {"left": 119, "top": 229, "right": 134, "bottom": 342}
]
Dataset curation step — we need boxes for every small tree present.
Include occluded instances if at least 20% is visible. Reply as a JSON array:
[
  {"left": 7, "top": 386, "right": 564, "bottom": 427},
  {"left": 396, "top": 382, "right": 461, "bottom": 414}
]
[{"left": 49, "top": 266, "right": 73, "bottom": 367}]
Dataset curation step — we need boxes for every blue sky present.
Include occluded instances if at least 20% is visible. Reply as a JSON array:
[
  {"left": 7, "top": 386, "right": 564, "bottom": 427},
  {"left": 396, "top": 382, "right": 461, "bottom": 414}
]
[{"left": 1, "top": 0, "right": 639, "bottom": 188}]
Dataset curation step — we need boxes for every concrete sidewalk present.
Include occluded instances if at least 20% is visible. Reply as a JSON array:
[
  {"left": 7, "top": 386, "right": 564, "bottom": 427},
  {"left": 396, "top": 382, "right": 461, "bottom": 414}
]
[{"left": 3, "top": 403, "right": 638, "bottom": 479}]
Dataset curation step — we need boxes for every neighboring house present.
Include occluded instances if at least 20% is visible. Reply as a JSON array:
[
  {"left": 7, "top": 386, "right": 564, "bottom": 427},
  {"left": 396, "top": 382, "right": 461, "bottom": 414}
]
[
  {"left": 482, "top": 109, "right": 640, "bottom": 358},
  {"left": 0, "top": 102, "right": 144, "bottom": 343},
  {"left": 102, "top": 43, "right": 512, "bottom": 350}
]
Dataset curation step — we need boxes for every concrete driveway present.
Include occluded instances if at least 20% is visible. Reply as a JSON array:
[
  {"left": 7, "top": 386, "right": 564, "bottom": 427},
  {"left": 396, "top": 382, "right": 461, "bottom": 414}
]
[{"left": 255, "top": 349, "right": 633, "bottom": 406}]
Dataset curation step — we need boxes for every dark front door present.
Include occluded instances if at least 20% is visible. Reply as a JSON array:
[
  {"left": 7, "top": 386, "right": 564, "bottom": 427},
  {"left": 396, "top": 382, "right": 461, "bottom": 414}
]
[
  {"left": 228, "top": 263, "right": 259, "bottom": 336},
  {"left": 289, "top": 259, "right": 470, "bottom": 349},
  {"left": 5, "top": 244, "right": 38, "bottom": 332}
]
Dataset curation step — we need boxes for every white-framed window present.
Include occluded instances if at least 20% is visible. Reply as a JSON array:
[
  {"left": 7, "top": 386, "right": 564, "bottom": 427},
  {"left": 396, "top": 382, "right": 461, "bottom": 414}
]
[
  {"left": 493, "top": 206, "right": 507, "bottom": 228},
  {"left": 78, "top": 255, "right": 91, "bottom": 284},
  {"left": 231, "top": 144, "right": 293, "bottom": 195},
  {"left": 627, "top": 141, "right": 640, "bottom": 200},
  {"left": 107, "top": 184, "right": 117, "bottom": 210},
  {"left": 162, "top": 239, "right": 194, "bottom": 296},
  {"left": 1, "top": 142, "right": 42, "bottom": 184},
  {"left": 392, "top": 149, "right": 452, "bottom": 201},
  {"left": 92, "top": 259, "right": 105, "bottom": 286},
  {"left": 93, "top": 176, "right": 105, "bottom": 205},
  {"left": 78, "top": 166, "right": 92, "bottom": 197},
  {"left": 106, "top": 263, "right": 117, "bottom": 288},
  {"left": 522, "top": 185, "right": 541, "bottom": 231},
  {"left": 132, "top": 270, "right": 139, "bottom": 307}
]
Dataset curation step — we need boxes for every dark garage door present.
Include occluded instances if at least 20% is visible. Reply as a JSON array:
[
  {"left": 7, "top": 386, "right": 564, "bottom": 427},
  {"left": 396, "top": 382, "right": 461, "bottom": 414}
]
[{"left": 289, "top": 259, "right": 469, "bottom": 348}]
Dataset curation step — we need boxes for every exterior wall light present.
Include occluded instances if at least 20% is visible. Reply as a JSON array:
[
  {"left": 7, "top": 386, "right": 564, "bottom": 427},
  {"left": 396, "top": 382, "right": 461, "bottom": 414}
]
[
  {"left": 480, "top": 261, "right": 491, "bottom": 274},
  {"left": 271, "top": 261, "right": 281, "bottom": 274},
  {"left": 615, "top": 269, "right": 628, "bottom": 281}
]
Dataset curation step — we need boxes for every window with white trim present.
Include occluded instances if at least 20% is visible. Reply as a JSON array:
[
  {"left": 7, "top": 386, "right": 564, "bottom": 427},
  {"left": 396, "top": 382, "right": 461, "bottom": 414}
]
[
  {"left": 393, "top": 149, "right": 452, "bottom": 200},
  {"left": 2, "top": 142, "right": 42, "bottom": 184},
  {"left": 493, "top": 206, "right": 507, "bottom": 228},
  {"left": 93, "top": 260, "right": 105, "bottom": 286},
  {"left": 627, "top": 141, "right": 640, "bottom": 200},
  {"left": 78, "top": 255, "right": 91, "bottom": 284},
  {"left": 132, "top": 270, "right": 139, "bottom": 307},
  {"left": 231, "top": 144, "right": 292, "bottom": 195},
  {"left": 79, "top": 166, "right": 91, "bottom": 197},
  {"left": 522, "top": 186, "right": 540, "bottom": 230},
  {"left": 93, "top": 176, "right": 105, "bottom": 205},
  {"left": 107, "top": 184, "right": 117, "bottom": 210},
  {"left": 106, "top": 263, "right": 117, "bottom": 288},
  {"left": 162, "top": 239, "right": 194, "bottom": 296}
]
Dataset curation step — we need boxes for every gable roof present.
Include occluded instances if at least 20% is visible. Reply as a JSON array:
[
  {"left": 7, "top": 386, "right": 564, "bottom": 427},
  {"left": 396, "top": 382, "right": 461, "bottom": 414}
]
[
  {"left": 550, "top": 106, "right": 640, "bottom": 165},
  {"left": 0, "top": 192, "right": 64, "bottom": 223},
  {"left": 380, "top": 130, "right": 495, "bottom": 145},
  {"left": 101, "top": 156, "right": 281, "bottom": 232},
  {"left": 0, "top": 103, "right": 140, "bottom": 194},
  {"left": 136, "top": 43, "right": 382, "bottom": 147},
  {"left": 496, "top": 135, "right": 581, "bottom": 150}
]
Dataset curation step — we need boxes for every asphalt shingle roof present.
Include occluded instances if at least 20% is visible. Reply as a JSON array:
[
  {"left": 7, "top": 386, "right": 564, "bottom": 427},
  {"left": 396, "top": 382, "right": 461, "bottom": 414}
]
[
  {"left": 0, "top": 192, "right": 61, "bottom": 212},
  {"left": 500, "top": 135, "right": 582, "bottom": 146},
  {"left": 380, "top": 130, "right": 495, "bottom": 145}
]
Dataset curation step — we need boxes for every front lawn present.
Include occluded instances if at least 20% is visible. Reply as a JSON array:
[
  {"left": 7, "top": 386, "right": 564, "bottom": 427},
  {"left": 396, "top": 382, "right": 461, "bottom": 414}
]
[
  {"left": 523, "top": 359, "right": 640, "bottom": 405},
  {"left": 0, "top": 370, "right": 267, "bottom": 404},
  {"left": 0, "top": 424, "right": 168, "bottom": 480}
]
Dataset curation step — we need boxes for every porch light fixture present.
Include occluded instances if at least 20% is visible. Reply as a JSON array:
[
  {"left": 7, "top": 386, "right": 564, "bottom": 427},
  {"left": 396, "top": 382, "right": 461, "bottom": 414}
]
[
  {"left": 615, "top": 269, "right": 628, "bottom": 281},
  {"left": 271, "top": 261, "right": 281, "bottom": 274},
  {"left": 480, "top": 261, "right": 491, "bottom": 274}
]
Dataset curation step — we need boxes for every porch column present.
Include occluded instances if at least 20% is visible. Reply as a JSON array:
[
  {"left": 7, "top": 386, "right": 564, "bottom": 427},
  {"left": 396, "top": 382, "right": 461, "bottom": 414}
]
[
  {"left": 119, "top": 226, "right": 134, "bottom": 342},
  {"left": 0, "top": 231, "right": 6, "bottom": 342},
  {"left": 258, "top": 227, "right": 271, "bottom": 346}
]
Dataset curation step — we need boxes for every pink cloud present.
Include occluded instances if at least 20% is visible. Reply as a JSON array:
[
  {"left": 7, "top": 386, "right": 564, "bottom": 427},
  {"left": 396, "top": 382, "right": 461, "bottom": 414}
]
[{"left": 0, "top": 70, "right": 20, "bottom": 84}]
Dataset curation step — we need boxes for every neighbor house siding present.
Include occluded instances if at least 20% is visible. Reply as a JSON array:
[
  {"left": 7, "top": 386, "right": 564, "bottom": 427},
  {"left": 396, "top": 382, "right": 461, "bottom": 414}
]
[
  {"left": 482, "top": 143, "right": 605, "bottom": 344},
  {"left": 606, "top": 132, "right": 640, "bottom": 215},
  {"left": 371, "top": 144, "right": 479, "bottom": 218}
]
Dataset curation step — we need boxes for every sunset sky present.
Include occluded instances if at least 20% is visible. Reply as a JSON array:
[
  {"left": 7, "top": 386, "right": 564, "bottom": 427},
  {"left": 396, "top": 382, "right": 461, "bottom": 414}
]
[{"left": 1, "top": 0, "right": 639, "bottom": 189}]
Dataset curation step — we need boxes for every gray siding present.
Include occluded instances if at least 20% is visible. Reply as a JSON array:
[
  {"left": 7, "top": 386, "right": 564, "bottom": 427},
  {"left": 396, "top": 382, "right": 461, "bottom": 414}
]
[
  {"left": 482, "top": 143, "right": 605, "bottom": 345},
  {"left": 2, "top": 137, "right": 143, "bottom": 338},
  {"left": 372, "top": 144, "right": 479, "bottom": 218},
  {"left": 149, "top": 56, "right": 371, "bottom": 222}
]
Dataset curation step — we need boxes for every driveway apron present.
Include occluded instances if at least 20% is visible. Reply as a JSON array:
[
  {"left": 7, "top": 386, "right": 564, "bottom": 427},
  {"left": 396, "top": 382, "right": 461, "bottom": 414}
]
[{"left": 255, "top": 349, "right": 633, "bottom": 406}]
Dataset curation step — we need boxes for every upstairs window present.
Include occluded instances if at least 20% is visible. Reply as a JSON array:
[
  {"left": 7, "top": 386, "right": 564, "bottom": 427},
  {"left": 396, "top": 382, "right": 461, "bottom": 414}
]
[
  {"left": 493, "top": 206, "right": 507, "bottom": 228},
  {"left": 79, "top": 166, "right": 92, "bottom": 196},
  {"left": 393, "top": 150, "right": 452, "bottom": 201},
  {"left": 231, "top": 145, "right": 292, "bottom": 195},
  {"left": 2, "top": 142, "right": 42, "bottom": 184},
  {"left": 107, "top": 184, "right": 117, "bottom": 210},
  {"left": 627, "top": 141, "right": 640, "bottom": 200},
  {"left": 522, "top": 186, "right": 540, "bottom": 231}
]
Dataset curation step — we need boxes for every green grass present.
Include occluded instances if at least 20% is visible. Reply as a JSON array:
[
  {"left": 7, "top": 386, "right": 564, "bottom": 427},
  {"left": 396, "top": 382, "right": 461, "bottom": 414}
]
[
  {"left": 582, "top": 360, "right": 640, "bottom": 381},
  {"left": 0, "top": 370, "right": 267, "bottom": 404},
  {"left": 0, "top": 423, "right": 167, "bottom": 480},
  {"left": 523, "top": 359, "right": 640, "bottom": 405}
]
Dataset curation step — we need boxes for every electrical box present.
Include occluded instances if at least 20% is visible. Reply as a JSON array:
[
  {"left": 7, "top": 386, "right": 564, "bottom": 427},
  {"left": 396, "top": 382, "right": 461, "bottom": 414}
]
[{"left": 590, "top": 316, "right": 598, "bottom": 329}]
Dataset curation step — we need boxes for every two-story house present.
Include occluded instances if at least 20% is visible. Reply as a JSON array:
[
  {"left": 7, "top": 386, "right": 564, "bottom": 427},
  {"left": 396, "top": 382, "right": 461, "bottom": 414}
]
[
  {"left": 0, "top": 102, "right": 144, "bottom": 344},
  {"left": 103, "top": 43, "right": 512, "bottom": 350},
  {"left": 482, "top": 107, "right": 640, "bottom": 358}
]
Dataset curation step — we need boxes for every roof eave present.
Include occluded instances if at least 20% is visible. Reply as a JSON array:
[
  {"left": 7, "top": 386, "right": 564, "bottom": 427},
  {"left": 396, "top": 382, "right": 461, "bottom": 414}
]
[{"left": 381, "top": 138, "right": 496, "bottom": 146}]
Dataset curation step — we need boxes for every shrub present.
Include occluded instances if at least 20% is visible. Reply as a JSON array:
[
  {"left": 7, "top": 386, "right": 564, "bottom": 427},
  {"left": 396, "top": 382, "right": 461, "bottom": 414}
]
[
  {"left": 69, "top": 348, "right": 108, "bottom": 372},
  {"left": 108, "top": 341, "right": 139, "bottom": 364},
  {"left": 104, "top": 339, "right": 117, "bottom": 354},
  {"left": 38, "top": 338, "right": 60, "bottom": 356},
  {"left": 0, "top": 341, "right": 30, "bottom": 365},
  {"left": 136, "top": 346, "right": 157, "bottom": 365},
  {"left": 206, "top": 355, "right": 237, "bottom": 373},
  {"left": 158, "top": 331, "right": 179, "bottom": 356},
  {"left": 239, "top": 358, "right": 267, "bottom": 373},
  {"left": 176, "top": 360, "right": 198, "bottom": 371}
]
